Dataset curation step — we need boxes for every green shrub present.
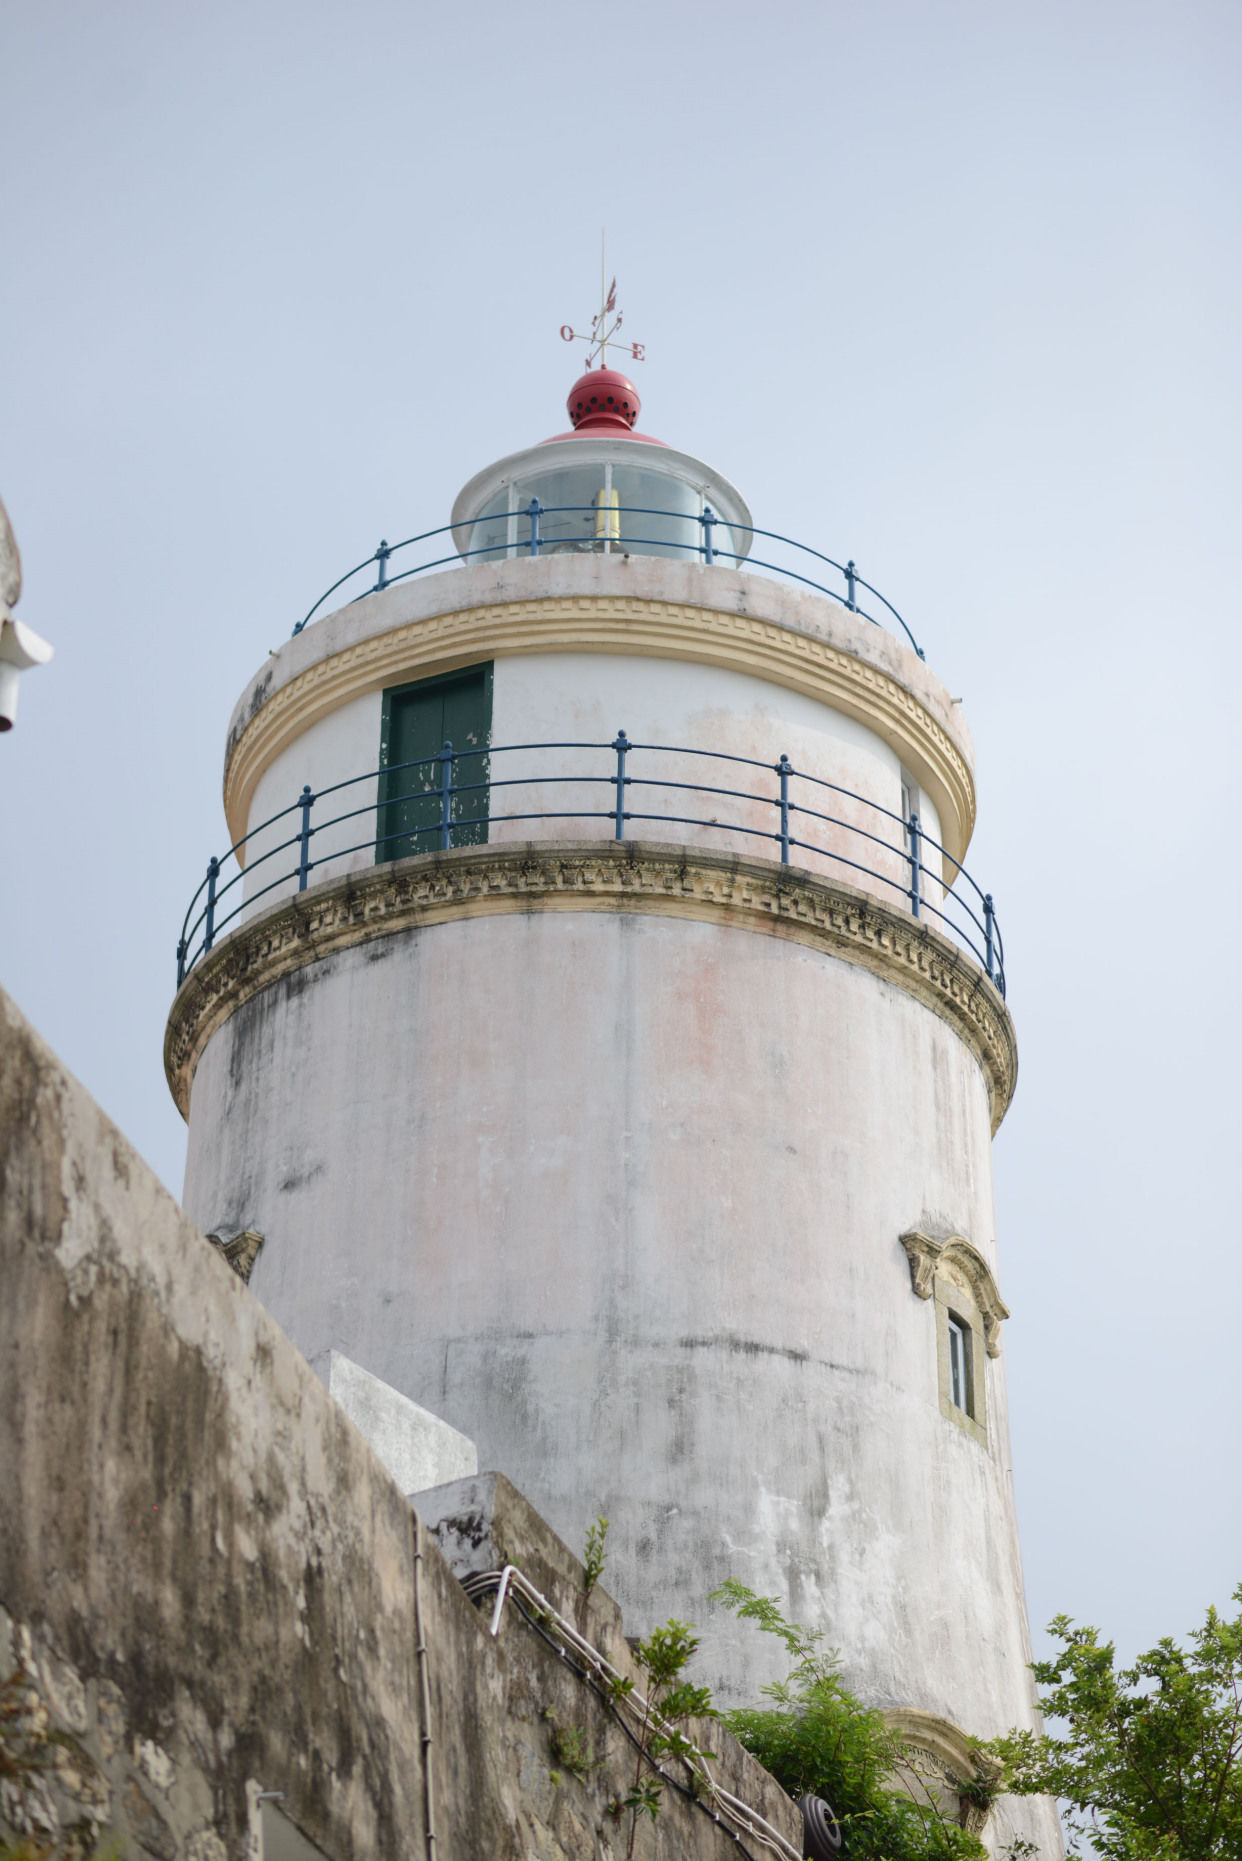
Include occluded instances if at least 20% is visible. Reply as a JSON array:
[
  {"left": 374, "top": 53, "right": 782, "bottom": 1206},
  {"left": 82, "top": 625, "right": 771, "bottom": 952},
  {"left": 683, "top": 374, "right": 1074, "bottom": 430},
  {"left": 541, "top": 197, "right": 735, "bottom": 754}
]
[
  {"left": 711, "top": 1581, "right": 989, "bottom": 1861},
  {"left": 982, "top": 1587, "right": 1242, "bottom": 1861}
]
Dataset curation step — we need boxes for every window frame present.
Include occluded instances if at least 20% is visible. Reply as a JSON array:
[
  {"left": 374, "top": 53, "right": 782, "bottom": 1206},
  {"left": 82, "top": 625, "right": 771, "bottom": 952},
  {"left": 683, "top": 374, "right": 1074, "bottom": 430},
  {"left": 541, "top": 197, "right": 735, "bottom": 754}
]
[
  {"left": 934, "top": 1276, "right": 988, "bottom": 1445},
  {"left": 945, "top": 1312, "right": 972, "bottom": 1418}
]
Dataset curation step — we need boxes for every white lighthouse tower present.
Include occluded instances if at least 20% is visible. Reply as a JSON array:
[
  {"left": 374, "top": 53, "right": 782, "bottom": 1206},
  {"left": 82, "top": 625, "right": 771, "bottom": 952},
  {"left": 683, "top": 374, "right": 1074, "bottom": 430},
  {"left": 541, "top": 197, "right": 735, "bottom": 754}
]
[{"left": 167, "top": 328, "right": 1058, "bottom": 1852}]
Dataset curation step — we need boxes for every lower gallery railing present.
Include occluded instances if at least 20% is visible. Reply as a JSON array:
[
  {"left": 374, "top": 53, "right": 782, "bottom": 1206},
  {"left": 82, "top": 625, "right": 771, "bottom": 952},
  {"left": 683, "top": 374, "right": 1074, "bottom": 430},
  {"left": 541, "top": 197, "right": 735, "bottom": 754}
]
[{"left": 176, "top": 737, "right": 1004, "bottom": 996}]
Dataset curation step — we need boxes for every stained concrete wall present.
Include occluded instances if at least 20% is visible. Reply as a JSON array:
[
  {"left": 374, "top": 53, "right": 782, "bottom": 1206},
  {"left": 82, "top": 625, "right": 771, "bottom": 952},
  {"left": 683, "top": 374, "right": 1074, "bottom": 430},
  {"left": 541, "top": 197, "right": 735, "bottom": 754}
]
[
  {"left": 176, "top": 900, "right": 1060, "bottom": 1861},
  {"left": 0, "top": 986, "right": 805, "bottom": 1861}
]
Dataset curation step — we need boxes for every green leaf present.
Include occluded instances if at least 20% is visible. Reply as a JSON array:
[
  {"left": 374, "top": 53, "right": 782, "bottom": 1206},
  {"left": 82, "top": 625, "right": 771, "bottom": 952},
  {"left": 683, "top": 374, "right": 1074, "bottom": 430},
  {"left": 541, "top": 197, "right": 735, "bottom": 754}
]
[
  {"left": 981, "top": 1583, "right": 1242, "bottom": 1861},
  {"left": 717, "top": 1585, "right": 990, "bottom": 1860}
]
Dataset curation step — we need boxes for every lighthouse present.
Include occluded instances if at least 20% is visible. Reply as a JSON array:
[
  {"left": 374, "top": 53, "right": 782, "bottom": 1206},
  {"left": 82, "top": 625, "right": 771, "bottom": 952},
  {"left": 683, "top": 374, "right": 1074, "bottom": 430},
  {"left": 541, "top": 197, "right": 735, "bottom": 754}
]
[{"left": 167, "top": 324, "right": 1057, "bottom": 1851}]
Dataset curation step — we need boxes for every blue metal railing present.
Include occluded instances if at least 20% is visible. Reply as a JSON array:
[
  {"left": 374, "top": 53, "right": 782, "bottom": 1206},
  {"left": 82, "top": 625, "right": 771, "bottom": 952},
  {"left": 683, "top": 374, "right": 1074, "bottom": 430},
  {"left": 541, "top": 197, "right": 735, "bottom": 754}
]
[
  {"left": 292, "top": 503, "right": 925, "bottom": 658},
  {"left": 176, "top": 737, "right": 1003, "bottom": 996}
]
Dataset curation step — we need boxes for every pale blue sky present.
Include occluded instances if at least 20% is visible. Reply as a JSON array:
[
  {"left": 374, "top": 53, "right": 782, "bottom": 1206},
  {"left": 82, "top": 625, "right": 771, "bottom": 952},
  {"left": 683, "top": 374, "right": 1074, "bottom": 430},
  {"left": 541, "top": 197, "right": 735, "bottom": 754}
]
[{"left": 3, "top": 0, "right": 1240, "bottom": 1687}]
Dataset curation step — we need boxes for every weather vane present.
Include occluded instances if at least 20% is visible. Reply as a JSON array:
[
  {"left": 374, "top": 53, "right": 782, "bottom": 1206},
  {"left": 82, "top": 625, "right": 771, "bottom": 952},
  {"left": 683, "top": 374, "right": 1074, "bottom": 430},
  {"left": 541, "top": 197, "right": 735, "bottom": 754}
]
[{"left": 560, "top": 235, "right": 645, "bottom": 368}]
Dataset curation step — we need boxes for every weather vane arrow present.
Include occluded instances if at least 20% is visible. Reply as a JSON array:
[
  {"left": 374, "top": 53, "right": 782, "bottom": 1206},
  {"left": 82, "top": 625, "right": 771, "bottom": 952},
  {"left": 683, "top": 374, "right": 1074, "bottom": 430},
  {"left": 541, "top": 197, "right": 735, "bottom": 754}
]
[{"left": 559, "top": 235, "right": 645, "bottom": 368}]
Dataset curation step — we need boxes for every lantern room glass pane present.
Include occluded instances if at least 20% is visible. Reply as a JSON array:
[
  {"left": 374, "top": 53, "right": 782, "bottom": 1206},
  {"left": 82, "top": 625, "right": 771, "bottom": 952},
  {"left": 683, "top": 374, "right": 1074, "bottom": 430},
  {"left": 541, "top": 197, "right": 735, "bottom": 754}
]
[
  {"left": 525, "top": 466, "right": 612, "bottom": 552},
  {"left": 466, "top": 493, "right": 512, "bottom": 563},
  {"left": 466, "top": 462, "right": 736, "bottom": 565}
]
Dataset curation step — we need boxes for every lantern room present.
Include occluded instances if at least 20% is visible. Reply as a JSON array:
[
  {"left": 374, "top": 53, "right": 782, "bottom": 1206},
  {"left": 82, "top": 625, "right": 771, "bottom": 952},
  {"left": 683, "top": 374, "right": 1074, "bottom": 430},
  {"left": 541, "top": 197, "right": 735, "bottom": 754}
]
[{"left": 451, "top": 367, "right": 753, "bottom": 567}]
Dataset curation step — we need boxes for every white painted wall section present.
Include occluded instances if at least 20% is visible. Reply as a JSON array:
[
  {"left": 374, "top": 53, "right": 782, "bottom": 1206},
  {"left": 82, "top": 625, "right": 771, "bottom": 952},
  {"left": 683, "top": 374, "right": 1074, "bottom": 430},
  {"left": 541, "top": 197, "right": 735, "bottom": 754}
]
[
  {"left": 240, "top": 689, "right": 382, "bottom": 912},
  {"left": 318, "top": 1349, "right": 478, "bottom": 1494}
]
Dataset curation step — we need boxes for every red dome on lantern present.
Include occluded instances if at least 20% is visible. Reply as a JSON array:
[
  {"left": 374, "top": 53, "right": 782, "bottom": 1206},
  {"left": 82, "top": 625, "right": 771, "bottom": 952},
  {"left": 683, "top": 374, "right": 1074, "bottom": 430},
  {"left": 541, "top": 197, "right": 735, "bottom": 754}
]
[
  {"left": 567, "top": 368, "right": 640, "bottom": 432},
  {"left": 542, "top": 368, "right": 667, "bottom": 446}
]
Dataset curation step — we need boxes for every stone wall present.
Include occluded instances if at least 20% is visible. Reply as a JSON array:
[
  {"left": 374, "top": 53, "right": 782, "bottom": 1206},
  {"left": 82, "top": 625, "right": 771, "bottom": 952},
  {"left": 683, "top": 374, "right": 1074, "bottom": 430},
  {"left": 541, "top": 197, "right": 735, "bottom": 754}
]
[{"left": 0, "top": 986, "right": 802, "bottom": 1860}]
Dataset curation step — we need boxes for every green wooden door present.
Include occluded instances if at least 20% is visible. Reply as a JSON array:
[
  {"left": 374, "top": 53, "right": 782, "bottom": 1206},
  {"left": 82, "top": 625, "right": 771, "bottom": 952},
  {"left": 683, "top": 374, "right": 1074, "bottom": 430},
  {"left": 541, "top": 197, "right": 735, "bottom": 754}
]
[{"left": 377, "top": 664, "right": 492, "bottom": 862}]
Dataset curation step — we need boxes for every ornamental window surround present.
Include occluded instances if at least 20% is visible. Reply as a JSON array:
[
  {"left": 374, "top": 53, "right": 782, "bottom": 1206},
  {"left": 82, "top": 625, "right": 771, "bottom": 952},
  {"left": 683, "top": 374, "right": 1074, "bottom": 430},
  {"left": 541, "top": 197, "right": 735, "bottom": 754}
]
[{"left": 899, "top": 1230, "right": 1010, "bottom": 1448}]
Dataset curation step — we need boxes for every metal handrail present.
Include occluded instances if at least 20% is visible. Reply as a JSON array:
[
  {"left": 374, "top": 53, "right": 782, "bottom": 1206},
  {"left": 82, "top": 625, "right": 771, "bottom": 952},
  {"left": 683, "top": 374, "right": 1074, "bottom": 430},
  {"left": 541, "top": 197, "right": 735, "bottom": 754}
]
[
  {"left": 176, "top": 737, "right": 1003, "bottom": 995},
  {"left": 292, "top": 503, "right": 925, "bottom": 658}
]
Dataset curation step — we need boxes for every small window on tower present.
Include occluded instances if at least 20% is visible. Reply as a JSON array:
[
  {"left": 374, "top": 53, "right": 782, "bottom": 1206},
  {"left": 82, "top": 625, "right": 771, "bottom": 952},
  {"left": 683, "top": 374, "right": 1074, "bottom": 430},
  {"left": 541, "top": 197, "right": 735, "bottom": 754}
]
[
  {"left": 946, "top": 1314, "right": 972, "bottom": 1417},
  {"left": 898, "top": 1231, "right": 1006, "bottom": 1450},
  {"left": 935, "top": 1292, "right": 986, "bottom": 1444}
]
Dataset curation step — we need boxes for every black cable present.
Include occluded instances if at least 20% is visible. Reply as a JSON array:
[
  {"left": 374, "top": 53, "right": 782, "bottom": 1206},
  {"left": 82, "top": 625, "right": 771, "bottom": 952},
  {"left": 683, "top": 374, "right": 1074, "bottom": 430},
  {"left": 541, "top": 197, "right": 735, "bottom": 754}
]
[{"left": 473, "top": 1583, "right": 771, "bottom": 1860}]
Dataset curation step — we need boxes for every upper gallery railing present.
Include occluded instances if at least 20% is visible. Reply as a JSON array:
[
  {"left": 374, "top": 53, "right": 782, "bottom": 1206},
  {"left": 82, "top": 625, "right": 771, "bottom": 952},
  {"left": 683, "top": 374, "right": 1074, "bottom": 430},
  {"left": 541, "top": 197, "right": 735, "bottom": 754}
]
[
  {"left": 176, "top": 736, "right": 1003, "bottom": 995},
  {"left": 292, "top": 503, "right": 926, "bottom": 659}
]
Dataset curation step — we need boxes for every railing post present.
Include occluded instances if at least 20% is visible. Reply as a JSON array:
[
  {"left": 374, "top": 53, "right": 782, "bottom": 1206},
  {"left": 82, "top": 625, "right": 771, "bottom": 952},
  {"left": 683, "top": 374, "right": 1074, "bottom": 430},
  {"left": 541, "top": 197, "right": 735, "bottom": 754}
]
[
  {"left": 204, "top": 856, "right": 219, "bottom": 953},
  {"left": 525, "top": 498, "right": 542, "bottom": 557},
  {"left": 700, "top": 504, "right": 716, "bottom": 565},
  {"left": 439, "top": 741, "right": 454, "bottom": 851},
  {"left": 611, "top": 730, "right": 629, "bottom": 841},
  {"left": 845, "top": 559, "right": 857, "bottom": 611},
  {"left": 777, "top": 754, "right": 792, "bottom": 865},
  {"left": 297, "top": 785, "right": 314, "bottom": 892},
  {"left": 908, "top": 810, "right": 921, "bottom": 919},
  {"left": 375, "top": 538, "right": 391, "bottom": 591},
  {"left": 984, "top": 893, "right": 995, "bottom": 982}
]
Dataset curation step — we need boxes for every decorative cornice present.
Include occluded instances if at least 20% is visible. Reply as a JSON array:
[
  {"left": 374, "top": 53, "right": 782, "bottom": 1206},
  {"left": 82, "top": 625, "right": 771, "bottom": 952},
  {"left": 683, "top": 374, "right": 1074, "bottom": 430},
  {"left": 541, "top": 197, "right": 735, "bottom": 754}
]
[
  {"left": 165, "top": 841, "right": 1016, "bottom": 1130},
  {"left": 899, "top": 1230, "right": 1011, "bottom": 1355},
  {"left": 882, "top": 1709, "right": 1002, "bottom": 1835},
  {"left": 207, "top": 1228, "right": 264, "bottom": 1284},
  {"left": 222, "top": 594, "right": 976, "bottom": 869}
]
